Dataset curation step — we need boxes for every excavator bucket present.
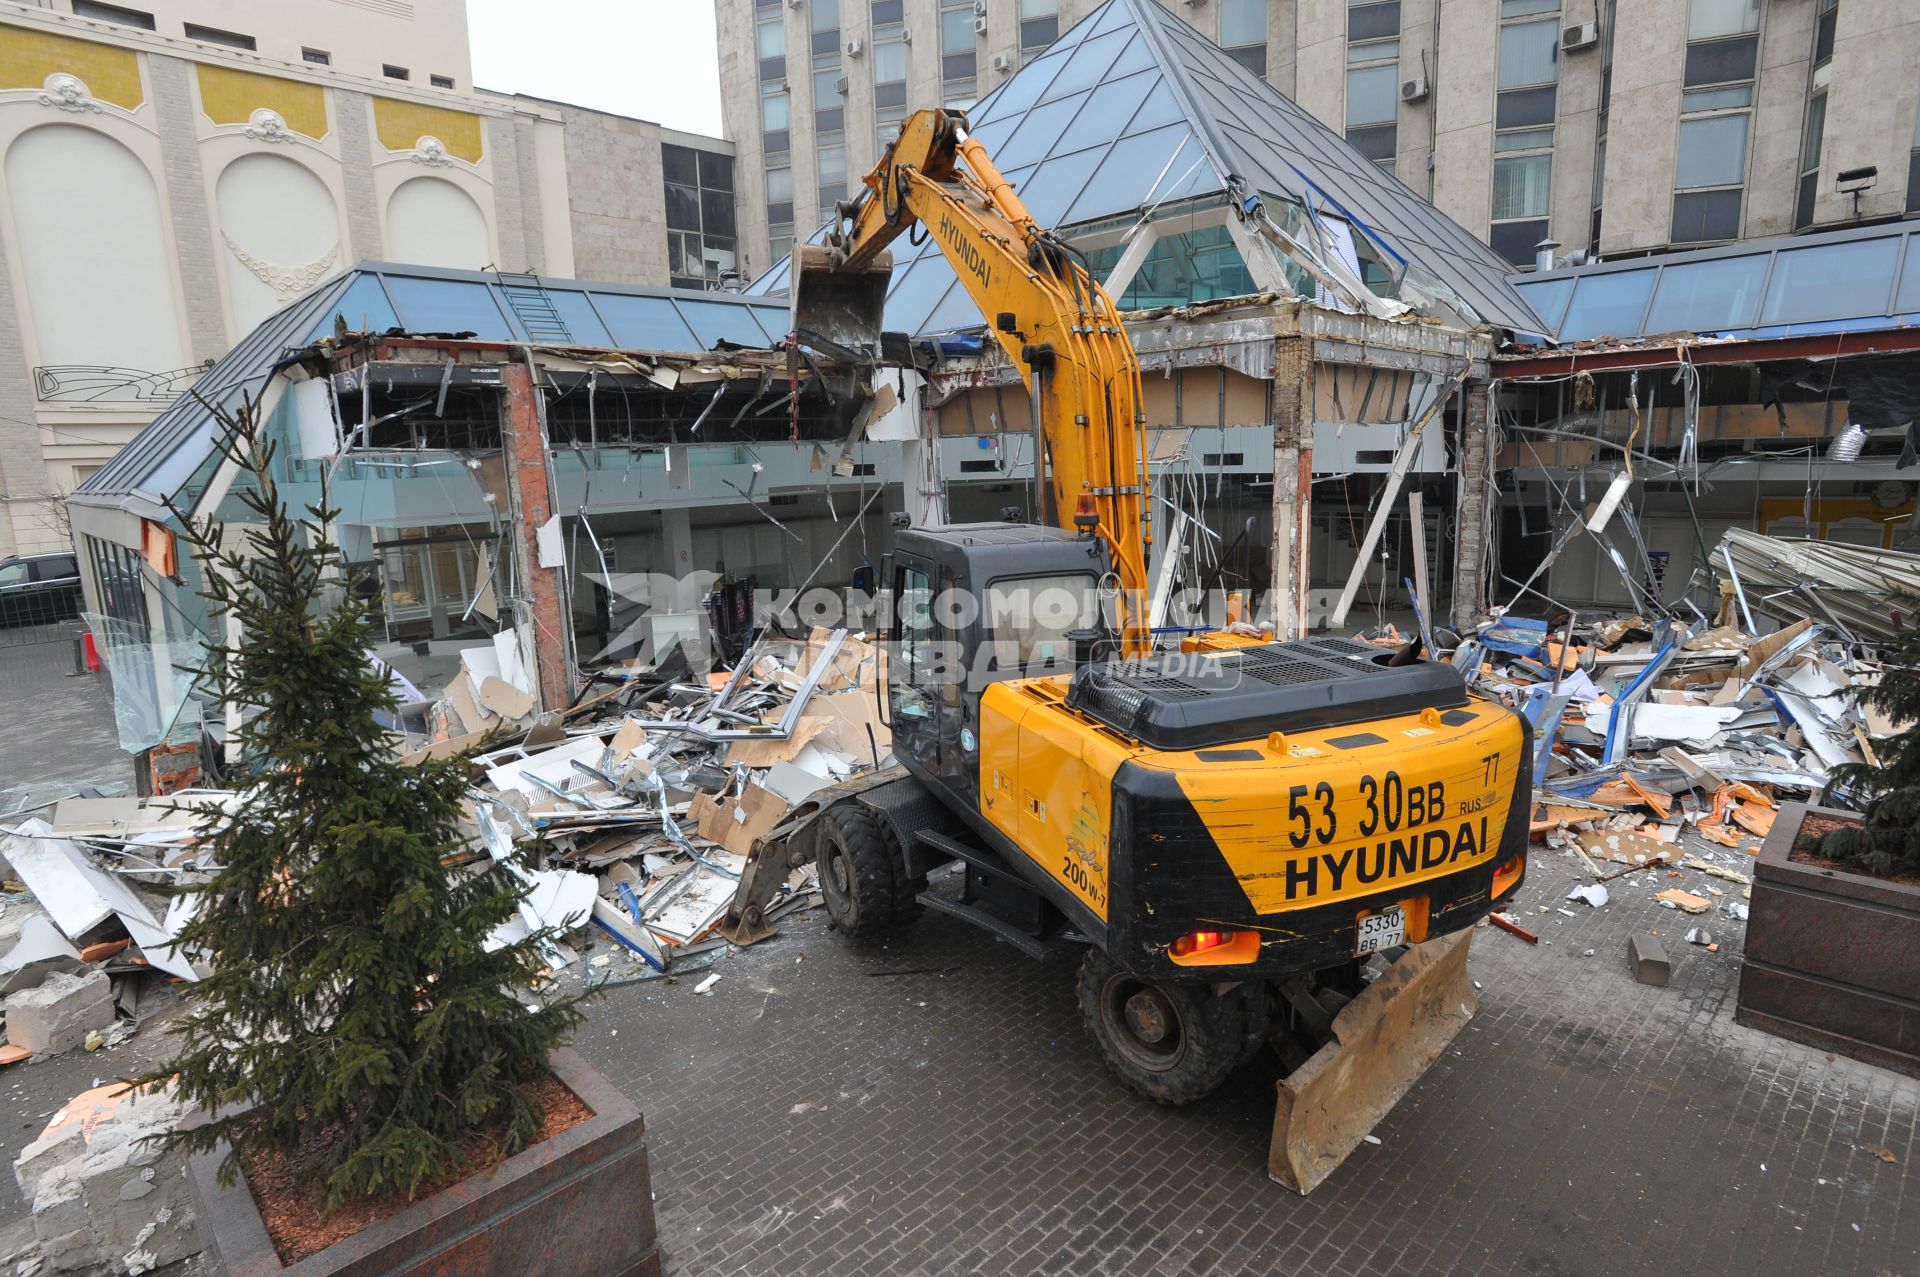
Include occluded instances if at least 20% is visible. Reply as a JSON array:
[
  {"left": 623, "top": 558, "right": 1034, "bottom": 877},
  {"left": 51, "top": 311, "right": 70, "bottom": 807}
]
[
  {"left": 1268, "top": 929, "right": 1478, "bottom": 1194},
  {"left": 790, "top": 244, "right": 892, "bottom": 354}
]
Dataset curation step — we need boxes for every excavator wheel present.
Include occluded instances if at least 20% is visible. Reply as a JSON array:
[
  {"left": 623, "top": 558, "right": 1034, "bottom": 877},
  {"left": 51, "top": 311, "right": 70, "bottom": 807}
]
[
  {"left": 1076, "top": 950, "right": 1256, "bottom": 1106},
  {"left": 818, "top": 801, "right": 916, "bottom": 937}
]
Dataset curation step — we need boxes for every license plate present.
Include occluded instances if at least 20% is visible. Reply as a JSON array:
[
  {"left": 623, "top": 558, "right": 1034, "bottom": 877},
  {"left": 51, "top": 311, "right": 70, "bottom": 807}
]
[{"left": 1355, "top": 907, "right": 1406, "bottom": 956}]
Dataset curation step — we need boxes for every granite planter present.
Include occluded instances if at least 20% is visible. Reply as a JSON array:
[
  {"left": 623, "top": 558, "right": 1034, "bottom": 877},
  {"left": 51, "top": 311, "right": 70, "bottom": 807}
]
[
  {"left": 1736, "top": 802, "right": 1920, "bottom": 1079},
  {"left": 184, "top": 1048, "right": 659, "bottom": 1277}
]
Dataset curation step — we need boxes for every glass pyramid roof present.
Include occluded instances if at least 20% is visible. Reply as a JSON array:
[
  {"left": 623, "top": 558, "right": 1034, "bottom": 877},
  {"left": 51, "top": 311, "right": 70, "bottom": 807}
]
[{"left": 750, "top": 0, "right": 1545, "bottom": 337}]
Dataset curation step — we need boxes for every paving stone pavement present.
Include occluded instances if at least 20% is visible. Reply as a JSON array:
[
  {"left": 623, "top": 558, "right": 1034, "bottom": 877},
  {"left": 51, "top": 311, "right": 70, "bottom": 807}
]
[
  {"left": 0, "top": 644, "right": 1914, "bottom": 1275},
  {"left": 565, "top": 853, "right": 1919, "bottom": 1277}
]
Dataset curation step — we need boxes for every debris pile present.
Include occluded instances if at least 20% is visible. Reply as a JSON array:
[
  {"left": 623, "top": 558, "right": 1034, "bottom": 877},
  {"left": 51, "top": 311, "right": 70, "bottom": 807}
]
[
  {"left": 0, "top": 626, "right": 893, "bottom": 1062},
  {"left": 1456, "top": 582, "right": 1902, "bottom": 935},
  {"left": 455, "top": 624, "right": 893, "bottom": 984}
]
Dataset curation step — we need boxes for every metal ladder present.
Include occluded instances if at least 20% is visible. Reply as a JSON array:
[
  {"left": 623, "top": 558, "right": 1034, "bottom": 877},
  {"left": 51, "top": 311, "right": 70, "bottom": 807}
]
[{"left": 495, "top": 271, "right": 573, "bottom": 344}]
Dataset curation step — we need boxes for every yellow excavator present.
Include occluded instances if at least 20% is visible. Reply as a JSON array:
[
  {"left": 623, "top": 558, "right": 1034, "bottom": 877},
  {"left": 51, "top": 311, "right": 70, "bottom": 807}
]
[{"left": 729, "top": 108, "right": 1532, "bottom": 1192}]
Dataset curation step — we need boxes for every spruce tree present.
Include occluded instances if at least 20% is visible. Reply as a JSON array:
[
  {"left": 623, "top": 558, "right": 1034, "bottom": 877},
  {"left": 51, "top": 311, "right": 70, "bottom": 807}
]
[
  {"left": 145, "top": 393, "right": 583, "bottom": 1208},
  {"left": 1820, "top": 600, "right": 1920, "bottom": 877}
]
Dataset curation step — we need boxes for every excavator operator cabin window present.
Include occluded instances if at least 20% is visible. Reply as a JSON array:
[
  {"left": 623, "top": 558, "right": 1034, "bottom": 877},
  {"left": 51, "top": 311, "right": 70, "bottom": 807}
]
[
  {"left": 894, "top": 564, "right": 935, "bottom": 718},
  {"left": 987, "top": 573, "right": 1097, "bottom": 667}
]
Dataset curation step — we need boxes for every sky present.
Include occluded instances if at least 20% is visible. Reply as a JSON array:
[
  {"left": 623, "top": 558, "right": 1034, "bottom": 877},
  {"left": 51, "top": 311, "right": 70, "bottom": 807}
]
[{"left": 466, "top": 0, "right": 727, "bottom": 138}]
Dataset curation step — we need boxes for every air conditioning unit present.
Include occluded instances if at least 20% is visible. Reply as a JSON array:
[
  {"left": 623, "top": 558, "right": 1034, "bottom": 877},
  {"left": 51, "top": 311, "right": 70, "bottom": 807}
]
[
  {"left": 786, "top": 0, "right": 802, "bottom": 8},
  {"left": 974, "top": 15, "right": 989, "bottom": 33},
  {"left": 1401, "top": 75, "right": 1429, "bottom": 102},
  {"left": 845, "top": 37, "right": 863, "bottom": 57},
  {"left": 990, "top": 51, "right": 1014, "bottom": 73},
  {"left": 973, "top": 0, "right": 987, "bottom": 13},
  {"left": 1562, "top": 21, "right": 1598, "bottom": 52},
  {"left": 900, "top": 26, "right": 912, "bottom": 43},
  {"left": 834, "top": 75, "right": 849, "bottom": 95}
]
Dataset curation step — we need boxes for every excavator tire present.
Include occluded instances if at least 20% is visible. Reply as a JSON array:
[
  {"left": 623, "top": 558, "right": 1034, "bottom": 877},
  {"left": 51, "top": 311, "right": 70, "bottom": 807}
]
[
  {"left": 818, "top": 801, "right": 911, "bottom": 937},
  {"left": 869, "top": 811, "right": 927, "bottom": 926},
  {"left": 1076, "top": 949, "right": 1254, "bottom": 1106}
]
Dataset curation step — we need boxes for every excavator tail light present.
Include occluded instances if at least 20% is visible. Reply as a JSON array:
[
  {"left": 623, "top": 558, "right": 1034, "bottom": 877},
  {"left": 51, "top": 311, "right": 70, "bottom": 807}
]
[
  {"left": 1492, "top": 852, "right": 1525, "bottom": 899},
  {"left": 1168, "top": 929, "right": 1260, "bottom": 966}
]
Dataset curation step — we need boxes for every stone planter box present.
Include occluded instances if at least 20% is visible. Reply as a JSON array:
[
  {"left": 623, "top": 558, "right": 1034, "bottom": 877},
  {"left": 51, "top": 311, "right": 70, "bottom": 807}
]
[
  {"left": 185, "top": 1048, "right": 659, "bottom": 1277},
  {"left": 1736, "top": 802, "right": 1920, "bottom": 1079}
]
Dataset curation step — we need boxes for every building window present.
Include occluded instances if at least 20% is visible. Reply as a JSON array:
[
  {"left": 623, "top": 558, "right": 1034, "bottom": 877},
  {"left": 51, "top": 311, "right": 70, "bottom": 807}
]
[
  {"left": 73, "top": 2, "right": 155, "bottom": 30},
  {"left": 1910, "top": 84, "right": 1920, "bottom": 215},
  {"left": 1683, "top": 0, "right": 1760, "bottom": 87},
  {"left": 1797, "top": 91, "right": 1827, "bottom": 230},
  {"left": 1673, "top": 0, "right": 1757, "bottom": 243},
  {"left": 1020, "top": 0, "right": 1058, "bottom": 53},
  {"left": 811, "top": 0, "right": 841, "bottom": 56},
  {"left": 940, "top": 0, "right": 977, "bottom": 102},
  {"left": 1345, "top": 1, "right": 1400, "bottom": 169},
  {"left": 1590, "top": 122, "right": 1606, "bottom": 252},
  {"left": 877, "top": 105, "right": 907, "bottom": 151},
  {"left": 762, "top": 84, "right": 790, "bottom": 155},
  {"left": 1687, "top": 0, "right": 1761, "bottom": 40},
  {"left": 758, "top": 14, "right": 786, "bottom": 81},
  {"left": 1491, "top": 4, "right": 1559, "bottom": 266},
  {"left": 813, "top": 57, "right": 844, "bottom": 132},
  {"left": 663, "top": 143, "right": 737, "bottom": 290},
  {"left": 1797, "top": 2, "right": 1836, "bottom": 230},
  {"left": 1598, "top": 0, "right": 1617, "bottom": 110},
  {"left": 767, "top": 166, "right": 794, "bottom": 230},
  {"left": 383, "top": 64, "right": 410, "bottom": 81},
  {"left": 1220, "top": 0, "right": 1267, "bottom": 76},
  {"left": 431, "top": 73, "right": 454, "bottom": 89},
  {"left": 302, "top": 47, "right": 331, "bottom": 65},
  {"left": 184, "top": 22, "right": 256, "bottom": 50},
  {"left": 873, "top": 19, "right": 907, "bottom": 109},
  {"left": 1814, "top": 0, "right": 1839, "bottom": 65},
  {"left": 1348, "top": 1, "right": 1400, "bottom": 43},
  {"left": 818, "top": 137, "right": 847, "bottom": 222}
]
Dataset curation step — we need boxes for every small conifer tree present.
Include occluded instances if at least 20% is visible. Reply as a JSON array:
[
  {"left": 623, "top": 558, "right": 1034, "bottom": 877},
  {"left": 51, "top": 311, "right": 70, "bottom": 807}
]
[
  {"left": 145, "top": 394, "right": 582, "bottom": 1208},
  {"left": 1820, "top": 601, "right": 1920, "bottom": 878}
]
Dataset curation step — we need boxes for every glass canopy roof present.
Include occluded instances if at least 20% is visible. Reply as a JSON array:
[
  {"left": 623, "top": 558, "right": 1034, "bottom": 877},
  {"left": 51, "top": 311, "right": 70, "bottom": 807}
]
[
  {"left": 1512, "top": 221, "right": 1920, "bottom": 345},
  {"left": 74, "top": 263, "right": 789, "bottom": 507},
  {"left": 749, "top": 0, "right": 1545, "bottom": 336}
]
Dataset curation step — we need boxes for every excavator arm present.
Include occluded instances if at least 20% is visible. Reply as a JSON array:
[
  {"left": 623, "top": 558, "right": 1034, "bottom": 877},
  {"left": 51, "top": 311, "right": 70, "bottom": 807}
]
[{"left": 794, "top": 108, "right": 1152, "bottom": 651}]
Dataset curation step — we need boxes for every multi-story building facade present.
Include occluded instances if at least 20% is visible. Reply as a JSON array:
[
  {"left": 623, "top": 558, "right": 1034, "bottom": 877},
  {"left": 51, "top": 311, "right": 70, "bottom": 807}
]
[
  {"left": 0, "top": 0, "right": 739, "bottom": 558},
  {"left": 718, "top": 0, "right": 1920, "bottom": 278}
]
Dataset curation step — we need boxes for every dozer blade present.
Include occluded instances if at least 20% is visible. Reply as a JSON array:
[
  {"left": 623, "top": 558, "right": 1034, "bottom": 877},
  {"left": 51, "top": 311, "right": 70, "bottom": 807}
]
[
  {"left": 1269, "top": 928, "right": 1478, "bottom": 1194},
  {"left": 790, "top": 243, "right": 892, "bottom": 354}
]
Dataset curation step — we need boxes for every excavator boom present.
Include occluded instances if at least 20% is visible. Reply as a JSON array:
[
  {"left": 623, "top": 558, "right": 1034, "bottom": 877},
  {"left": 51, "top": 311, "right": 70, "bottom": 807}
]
[{"left": 793, "top": 108, "right": 1151, "bottom": 650}]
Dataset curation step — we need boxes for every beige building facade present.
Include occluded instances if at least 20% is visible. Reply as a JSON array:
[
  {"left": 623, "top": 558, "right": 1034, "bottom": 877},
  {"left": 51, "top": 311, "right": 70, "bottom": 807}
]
[
  {"left": 0, "top": 0, "right": 738, "bottom": 559},
  {"left": 719, "top": 0, "right": 1920, "bottom": 279}
]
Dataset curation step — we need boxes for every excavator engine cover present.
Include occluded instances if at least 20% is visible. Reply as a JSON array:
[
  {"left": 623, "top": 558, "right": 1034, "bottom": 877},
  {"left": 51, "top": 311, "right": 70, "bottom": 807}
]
[{"left": 791, "top": 243, "right": 892, "bottom": 354}]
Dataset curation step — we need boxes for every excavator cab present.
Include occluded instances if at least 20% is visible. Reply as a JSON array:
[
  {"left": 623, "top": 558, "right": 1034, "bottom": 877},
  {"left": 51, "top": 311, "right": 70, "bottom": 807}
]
[{"left": 883, "top": 522, "right": 1109, "bottom": 816}]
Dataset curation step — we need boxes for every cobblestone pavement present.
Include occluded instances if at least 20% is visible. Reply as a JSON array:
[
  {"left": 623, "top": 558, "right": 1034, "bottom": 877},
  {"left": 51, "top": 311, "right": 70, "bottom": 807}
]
[{"left": 0, "top": 645, "right": 1913, "bottom": 1275}]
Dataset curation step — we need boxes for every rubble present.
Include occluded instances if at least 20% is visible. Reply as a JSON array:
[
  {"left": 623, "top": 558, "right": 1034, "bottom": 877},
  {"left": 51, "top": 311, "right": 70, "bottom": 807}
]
[
  {"left": 3, "top": 971, "right": 112, "bottom": 1057},
  {"left": 1450, "top": 535, "right": 1909, "bottom": 956},
  {"left": 13, "top": 1083, "right": 199, "bottom": 1275}
]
